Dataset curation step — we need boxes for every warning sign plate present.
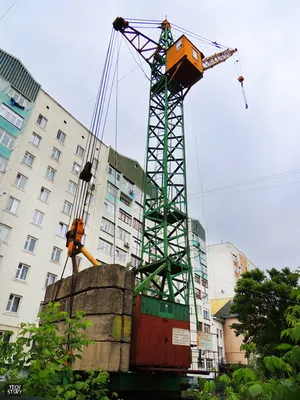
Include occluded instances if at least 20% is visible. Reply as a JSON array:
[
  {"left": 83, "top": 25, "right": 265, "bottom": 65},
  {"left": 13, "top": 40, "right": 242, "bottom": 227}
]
[{"left": 172, "top": 328, "right": 190, "bottom": 346}]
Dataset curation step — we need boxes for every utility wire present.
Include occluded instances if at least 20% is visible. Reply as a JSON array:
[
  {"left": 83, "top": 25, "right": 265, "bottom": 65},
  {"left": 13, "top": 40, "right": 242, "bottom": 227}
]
[
  {"left": 189, "top": 168, "right": 300, "bottom": 198},
  {"left": 0, "top": 0, "right": 19, "bottom": 23}
]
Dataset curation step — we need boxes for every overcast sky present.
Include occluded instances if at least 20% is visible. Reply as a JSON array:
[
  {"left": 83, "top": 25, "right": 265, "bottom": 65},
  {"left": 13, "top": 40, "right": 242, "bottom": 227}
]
[{"left": 1, "top": 0, "right": 300, "bottom": 271}]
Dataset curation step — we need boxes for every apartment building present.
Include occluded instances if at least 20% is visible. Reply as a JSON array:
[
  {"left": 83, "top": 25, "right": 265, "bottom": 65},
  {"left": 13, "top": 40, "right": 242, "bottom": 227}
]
[
  {"left": 188, "top": 219, "right": 225, "bottom": 380},
  {"left": 207, "top": 241, "right": 257, "bottom": 300}
]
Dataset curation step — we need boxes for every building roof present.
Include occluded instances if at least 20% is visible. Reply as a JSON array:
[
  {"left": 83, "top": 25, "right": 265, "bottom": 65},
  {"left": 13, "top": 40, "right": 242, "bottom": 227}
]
[
  {"left": 211, "top": 298, "right": 232, "bottom": 315},
  {"left": 0, "top": 48, "right": 41, "bottom": 101},
  {"left": 212, "top": 298, "right": 235, "bottom": 319},
  {"left": 191, "top": 218, "right": 205, "bottom": 241}
]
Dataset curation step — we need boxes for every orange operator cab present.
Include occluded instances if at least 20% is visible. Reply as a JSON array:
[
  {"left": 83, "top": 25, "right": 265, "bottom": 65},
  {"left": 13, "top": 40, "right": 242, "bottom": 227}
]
[{"left": 166, "top": 35, "right": 205, "bottom": 89}]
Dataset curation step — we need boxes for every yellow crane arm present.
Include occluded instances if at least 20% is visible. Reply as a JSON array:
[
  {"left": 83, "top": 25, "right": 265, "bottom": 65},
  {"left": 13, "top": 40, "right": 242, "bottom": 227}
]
[{"left": 202, "top": 48, "right": 237, "bottom": 72}]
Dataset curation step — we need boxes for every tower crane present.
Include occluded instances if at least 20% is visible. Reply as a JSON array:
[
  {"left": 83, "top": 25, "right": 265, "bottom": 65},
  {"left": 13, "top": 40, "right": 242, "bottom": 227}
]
[
  {"left": 62, "top": 16, "right": 241, "bottom": 400},
  {"left": 112, "top": 16, "right": 237, "bottom": 373}
]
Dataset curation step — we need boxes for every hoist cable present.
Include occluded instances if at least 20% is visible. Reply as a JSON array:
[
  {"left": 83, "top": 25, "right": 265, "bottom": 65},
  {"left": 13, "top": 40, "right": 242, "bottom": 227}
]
[
  {"left": 73, "top": 28, "right": 117, "bottom": 220},
  {"left": 78, "top": 31, "right": 117, "bottom": 220},
  {"left": 84, "top": 37, "right": 123, "bottom": 221}
]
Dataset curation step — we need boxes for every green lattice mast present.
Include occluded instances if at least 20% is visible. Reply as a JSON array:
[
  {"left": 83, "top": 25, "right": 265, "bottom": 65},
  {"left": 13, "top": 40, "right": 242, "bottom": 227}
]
[{"left": 127, "top": 20, "right": 193, "bottom": 305}]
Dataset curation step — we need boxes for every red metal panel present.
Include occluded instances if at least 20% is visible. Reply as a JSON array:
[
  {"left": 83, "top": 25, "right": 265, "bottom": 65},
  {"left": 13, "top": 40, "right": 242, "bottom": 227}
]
[{"left": 130, "top": 298, "right": 191, "bottom": 369}]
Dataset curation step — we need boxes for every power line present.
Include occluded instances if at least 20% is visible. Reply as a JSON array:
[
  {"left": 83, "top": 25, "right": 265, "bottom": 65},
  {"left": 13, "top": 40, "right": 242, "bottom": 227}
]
[
  {"left": 0, "top": 0, "right": 19, "bottom": 22},
  {"left": 211, "top": 274, "right": 300, "bottom": 305},
  {"left": 188, "top": 168, "right": 300, "bottom": 198},
  {"left": 200, "top": 179, "right": 300, "bottom": 198}
]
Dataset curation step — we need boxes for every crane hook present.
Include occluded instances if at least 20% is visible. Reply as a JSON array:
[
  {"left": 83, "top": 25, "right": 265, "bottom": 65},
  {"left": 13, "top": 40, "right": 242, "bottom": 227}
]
[{"left": 238, "top": 76, "right": 248, "bottom": 109}]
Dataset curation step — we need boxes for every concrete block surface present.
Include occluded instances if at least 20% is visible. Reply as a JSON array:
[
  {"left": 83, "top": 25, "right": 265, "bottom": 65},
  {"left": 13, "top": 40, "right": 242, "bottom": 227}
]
[{"left": 73, "top": 288, "right": 123, "bottom": 316}]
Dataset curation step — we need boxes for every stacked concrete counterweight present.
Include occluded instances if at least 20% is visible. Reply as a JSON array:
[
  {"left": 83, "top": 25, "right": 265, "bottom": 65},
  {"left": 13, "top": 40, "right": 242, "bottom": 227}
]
[{"left": 43, "top": 264, "right": 135, "bottom": 372}]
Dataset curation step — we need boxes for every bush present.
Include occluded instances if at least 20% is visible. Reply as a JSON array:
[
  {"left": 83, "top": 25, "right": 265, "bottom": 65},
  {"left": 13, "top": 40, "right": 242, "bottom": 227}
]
[{"left": 0, "top": 302, "right": 117, "bottom": 399}]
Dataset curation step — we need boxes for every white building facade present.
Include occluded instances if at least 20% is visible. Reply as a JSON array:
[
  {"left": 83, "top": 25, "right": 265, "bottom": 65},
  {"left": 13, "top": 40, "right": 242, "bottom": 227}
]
[
  {"left": 188, "top": 219, "right": 225, "bottom": 380},
  {"left": 207, "top": 242, "right": 257, "bottom": 301}
]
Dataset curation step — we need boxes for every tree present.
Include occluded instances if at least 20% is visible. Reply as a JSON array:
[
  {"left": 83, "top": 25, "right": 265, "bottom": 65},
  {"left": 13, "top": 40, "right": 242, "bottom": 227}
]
[
  {"left": 219, "top": 289, "right": 300, "bottom": 399},
  {"left": 231, "top": 267, "right": 299, "bottom": 357},
  {"left": 0, "top": 302, "right": 116, "bottom": 399}
]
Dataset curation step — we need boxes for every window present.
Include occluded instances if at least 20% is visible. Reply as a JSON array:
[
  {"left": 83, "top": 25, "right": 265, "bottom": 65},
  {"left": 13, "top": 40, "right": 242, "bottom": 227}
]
[
  {"left": 176, "top": 38, "right": 182, "bottom": 51},
  {"left": 36, "top": 114, "right": 47, "bottom": 129},
  {"left": 233, "top": 254, "right": 238, "bottom": 262},
  {"left": 39, "top": 187, "right": 50, "bottom": 202},
  {"left": 115, "top": 247, "right": 127, "bottom": 263},
  {"left": 107, "top": 181, "right": 118, "bottom": 197},
  {"left": 92, "top": 157, "right": 98, "bottom": 170},
  {"left": 197, "top": 305, "right": 202, "bottom": 317},
  {"left": 63, "top": 200, "right": 73, "bottom": 215},
  {"left": 72, "top": 161, "right": 81, "bottom": 175},
  {"left": 51, "top": 247, "right": 62, "bottom": 263},
  {"left": 117, "top": 226, "right": 130, "bottom": 242},
  {"left": 45, "top": 166, "right": 56, "bottom": 182},
  {"left": 7, "top": 88, "right": 30, "bottom": 109},
  {"left": 135, "top": 187, "right": 143, "bottom": 204},
  {"left": 195, "top": 274, "right": 201, "bottom": 284},
  {"left": 133, "top": 218, "right": 143, "bottom": 232},
  {"left": 83, "top": 211, "right": 90, "bottom": 226},
  {"left": 68, "top": 180, "right": 77, "bottom": 195},
  {"left": 22, "top": 151, "right": 35, "bottom": 167},
  {"left": 104, "top": 199, "right": 115, "bottom": 215},
  {"left": 133, "top": 202, "right": 143, "bottom": 215},
  {"left": 32, "top": 209, "right": 44, "bottom": 226},
  {"left": 202, "top": 278, "right": 208, "bottom": 288},
  {"left": 131, "top": 254, "right": 140, "bottom": 268},
  {"left": 14, "top": 173, "right": 28, "bottom": 189},
  {"left": 203, "top": 309, "right": 210, "bottom": 320},
  {"left": 30, "top": 132, "right": 41, "bottom": 147},
  {"left": 45, "top": 272, "right": 57, "bottom": 288},
  {"left": 100, "top": 217, "right": 115, "bottom": 236},
  {"left": 15, "top": 263, "right": 30, "bottom": 281},
  {"left": 86, "top": 192, "right": 93, "bottom": 205},
  {"left": 0, "top": 224, "right": 11, "bottom": 242},
  {"left": 196, "top": 288, "right": 201, "bottom": 299},
  {"left": 122, "top": 177, "right": 134, "bottom": 192},
  {"left": 198, "top": 321, "right": 203, "bottom": 332},
  {"left": 98, "top": 238, "right": 113, "bottom": 256},
  {"left": 192, "top": 48, "right": 198, "bottom": 60},
  {"left": 56, "top": 130, "right": 66, "bottom": 144},
  {"left": 218, "top": 346, "right": 223, "bottom": 358},
  {"left": 119, "top": 209, "right": 132, "bottom": 225},
  {"left": 120, "top": 195, "right": 130, "bottom": 206},
  {"left": 218, "top": 329, "right": 223, "bottom": 339},
  {"left": 6, "top": 294, "right": 21, "bottom": 313},
  {"left": 206, "top": 359, "right": 213, "bottom": 370},
  {"left": 204, "top": 323, "right": 210, "bottom": 333},
  {"left": 0, "top": 155, "right": 8, "bottom": 172},
  {"left": 0, "top": 103, "right": 24, "bottom": 128},
  {"left": 76, "top": 145, "right": 84, "bottom": 158},
  {"left": 132, "top": 237, "right": 142, "bottom": 255},
  {"left": 6, "top": 196, "right": 20, "bottom": 214},
  {"left": 51, "top": 147, "right": 61, "bottom": 161},
  {"left": 0, "top": 330, "right": 11, "bottom": 344},
  {"left": 108, "top": 165, "right": 120, "bottom": 181},
  {"left": 0, "top": 127, "right": 15, "bottom": 149},
  {"left": 58, "top": 222, "right": 68, "bottom": 236},
  {"left": 24, "top": 235, "right": 37, "bottom": 252},
  {"left": 0, "top": 77, "right": 6, "bottom": 91}
]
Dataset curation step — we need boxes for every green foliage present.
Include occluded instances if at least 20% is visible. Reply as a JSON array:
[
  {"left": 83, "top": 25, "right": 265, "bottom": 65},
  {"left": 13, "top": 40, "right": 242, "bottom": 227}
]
[
  {"left": 218, "top": 289, "right": 300, "bottom": 399},
  {"left": 0, "top": 302, "right": 115, "bottom": 399},
  {"left": 231, "top": 267, "right": 299, "bottom": 357}
]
